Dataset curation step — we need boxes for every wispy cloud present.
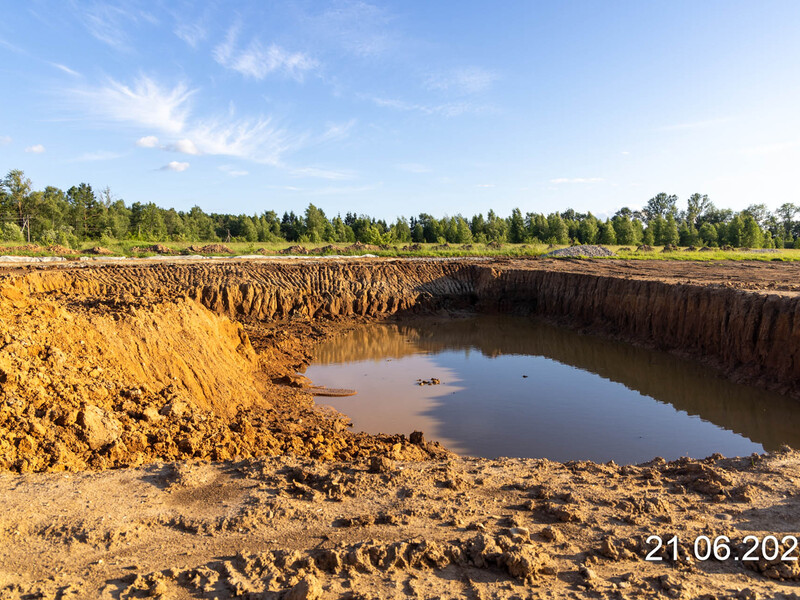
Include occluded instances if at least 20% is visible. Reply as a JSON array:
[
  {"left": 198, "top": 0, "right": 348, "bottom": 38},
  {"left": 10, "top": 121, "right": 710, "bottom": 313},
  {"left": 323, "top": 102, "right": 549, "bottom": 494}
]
[
  {"left": 72, "top": 150, "right": 122, "bottom": 162},
  {"left": 25, "top": 144, "right": 45, "bottom": 153},
  {"left": 549, "top": 177, "right": 604, "bottom": 184},
  {"left": 71, "top": 76, "right": 193, "bottom": 133},
  {"left": 426, "top": 67, "right": 498, "bottom": 95},
  {"left": 219, "top": 165, "right": 248, "bottom": 177},
  {"left": 70, "top": 75, "right": 307, "bottom": 165},
  {"left": 396, "top": 163, "right": 431, "bottom": 173},
  {"left": 160, "top": 161, "right": 189, "bottom": 172},
  {"left": 174, "top": 22, "right": 206, "bottom": 48},
  {"left": 316, "top": 120, "right": 356, "bottom": 144},
  {"left": 81, "top": 4, "right": 156, "bottom": 51},
  {"left": 50, "top": 62, "right": 81, "bottom": 77},
  {"left": 0, "top": 136, "right": 11, "bottom": 145},
  {"left": 290, "top": 167, "right": 354, "bottom": 180},
  {"left": 136, "top": 135, "right": 159, "bottom": 148},
  {"left": 213, "top": 25, "right": 317, "bottom": 81},
  {"left": 476, "top": 183, "right": 495, "bottom": 188},
  {"left": 189, "top": 115, "right": 292, "bottom": 166}
]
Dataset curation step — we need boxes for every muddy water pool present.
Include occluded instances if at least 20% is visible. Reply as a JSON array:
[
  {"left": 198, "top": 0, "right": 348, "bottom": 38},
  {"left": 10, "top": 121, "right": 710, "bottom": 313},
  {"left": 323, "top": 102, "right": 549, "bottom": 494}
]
[{"left": 304, "top": 316, "right": 800, "bottom": 463}]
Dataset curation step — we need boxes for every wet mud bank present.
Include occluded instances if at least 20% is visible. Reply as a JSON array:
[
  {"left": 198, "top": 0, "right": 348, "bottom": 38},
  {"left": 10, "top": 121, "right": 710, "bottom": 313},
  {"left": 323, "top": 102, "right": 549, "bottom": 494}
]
[{"left": 10, "top": 258, "right": 799, "bottom": 398}]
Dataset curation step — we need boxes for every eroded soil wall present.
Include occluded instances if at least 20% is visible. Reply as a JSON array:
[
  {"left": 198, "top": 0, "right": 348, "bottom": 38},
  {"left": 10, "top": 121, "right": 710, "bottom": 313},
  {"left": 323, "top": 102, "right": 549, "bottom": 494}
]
[{"left": 6, "top": 258, "right": 800, "bottom": 397}]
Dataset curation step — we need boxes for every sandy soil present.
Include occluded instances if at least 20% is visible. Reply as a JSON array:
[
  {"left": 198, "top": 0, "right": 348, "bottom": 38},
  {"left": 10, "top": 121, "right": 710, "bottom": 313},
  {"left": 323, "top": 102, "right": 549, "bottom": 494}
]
[
  {"left": 1, "top": 257, "right": 799, "bottom": 599},
  {"left": 2, "top": 450, "right": 800, "bottom": 599}
]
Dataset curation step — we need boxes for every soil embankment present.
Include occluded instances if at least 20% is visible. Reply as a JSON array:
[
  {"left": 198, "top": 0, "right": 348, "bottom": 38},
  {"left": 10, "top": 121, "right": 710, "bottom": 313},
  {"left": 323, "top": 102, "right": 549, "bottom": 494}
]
[
  {"left": 9, "top": 258, "right": 800, "bottom": 397},
  {"left": 1, "top": 257, "right": 800, "bottom": 597}
]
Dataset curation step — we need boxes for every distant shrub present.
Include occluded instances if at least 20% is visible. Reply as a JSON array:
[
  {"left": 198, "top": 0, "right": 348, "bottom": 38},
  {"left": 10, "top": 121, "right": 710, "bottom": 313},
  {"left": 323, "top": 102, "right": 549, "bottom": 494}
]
[{"left": 1, "top": 223, "right": 24, "bottom": 242}]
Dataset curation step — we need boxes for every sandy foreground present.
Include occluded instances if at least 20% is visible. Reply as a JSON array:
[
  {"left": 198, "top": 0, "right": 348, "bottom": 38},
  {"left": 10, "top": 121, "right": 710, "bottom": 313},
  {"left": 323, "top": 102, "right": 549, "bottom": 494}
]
[
  {"left": 1, "top": 257, "right": 799, "bottom": 599},
  {"left": 2, "top": 450, "right": 800, "bottom": 599}
]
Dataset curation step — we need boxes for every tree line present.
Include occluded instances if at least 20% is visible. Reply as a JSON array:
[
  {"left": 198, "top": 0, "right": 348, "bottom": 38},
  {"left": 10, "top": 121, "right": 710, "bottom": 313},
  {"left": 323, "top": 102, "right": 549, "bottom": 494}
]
[{"left": 1, "top": 169, "right": 799, "bottom": 249}]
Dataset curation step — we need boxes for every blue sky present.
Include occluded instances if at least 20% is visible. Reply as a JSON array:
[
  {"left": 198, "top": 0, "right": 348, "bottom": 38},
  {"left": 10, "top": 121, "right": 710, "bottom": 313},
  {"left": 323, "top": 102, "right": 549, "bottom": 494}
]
[{"left": 1, "top": 1, "right": 799, "bottom": 219}]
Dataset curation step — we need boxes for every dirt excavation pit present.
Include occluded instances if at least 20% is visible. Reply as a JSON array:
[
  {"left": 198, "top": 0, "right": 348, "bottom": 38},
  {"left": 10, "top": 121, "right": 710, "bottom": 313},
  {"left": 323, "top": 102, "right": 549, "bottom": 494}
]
[{"left": 1, "top": 257, "right": 800, "bottom": 598}]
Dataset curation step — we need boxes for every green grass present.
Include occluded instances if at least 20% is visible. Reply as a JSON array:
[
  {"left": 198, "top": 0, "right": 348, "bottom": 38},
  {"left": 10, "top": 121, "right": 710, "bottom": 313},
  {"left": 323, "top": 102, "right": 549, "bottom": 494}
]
[{"left": 1, "top": 240, "right": 799, "bottom": 262}]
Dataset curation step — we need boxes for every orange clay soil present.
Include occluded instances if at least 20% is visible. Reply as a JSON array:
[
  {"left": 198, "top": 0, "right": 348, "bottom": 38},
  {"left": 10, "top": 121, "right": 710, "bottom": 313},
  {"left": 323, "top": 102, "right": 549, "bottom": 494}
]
[{"left": 0, "top": 257, "right": 798, "bottom": 598}]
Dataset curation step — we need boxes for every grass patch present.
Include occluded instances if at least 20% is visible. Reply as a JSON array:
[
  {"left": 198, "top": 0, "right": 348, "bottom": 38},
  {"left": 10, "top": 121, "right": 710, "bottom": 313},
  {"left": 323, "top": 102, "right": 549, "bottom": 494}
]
[{"left": 1, "top": 241, "right": 799, "bottom": 262}]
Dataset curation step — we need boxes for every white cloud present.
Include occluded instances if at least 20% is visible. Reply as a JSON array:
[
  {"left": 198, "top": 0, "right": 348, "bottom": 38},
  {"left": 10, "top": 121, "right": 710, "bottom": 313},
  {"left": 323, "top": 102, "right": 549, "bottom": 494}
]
[
  {"left": 549, "top": 177, "right": 604, "bottom": 184},
  {"left": 51, "top": 62, "right": 81, "bottom": 77},
  {"left": 213, "top": 26, "right": 317, "bottom": 81},
  {"left": 317, "top": 120, "right": 356, "bottom": 144},
  {"left": 396, "top": 163, "right": 430, "bottom": 173},
  {"left": 81, "top": 4, "right": 156, "bottom": 51},
  {"left": 165, "top": 138, "right": 200, "bottom": 155},
  {"left": 621, "top": 151, "right": 630, "bottom": 155},
  {"left": 290, "top": 167, "right": 354, "bottom": 180},
  {"left": 219, "top": 165, "right": 249, "bottom": 177},
  {"left": 70, "top": 75, "right": 306, "bottom": 165},
  {"left": 426, "top": 67, "right": 498, "bottom": 95},
  {"left": 189, "top": 116, "right": 292, "bottom": 165},
  {"left": 0, "top": 136, "right": 11, "bottom": 145},
  {"left": 136, "top": 135, "right": 159, "bottom": 148},
  {"left": 174, "top": 22, "right": 206, "bottom": 48},
  {"left": 25, "top": 144, "right": 45, "bottom": 153},
  {"left": 160, "top": 161, "right": 190, "bottom": 172},
  {"left": 71, "top": 76, "right": 193, "bottom": 134},
  {"left": 476, "top": 183, "right": 495, "bottom": 188}
]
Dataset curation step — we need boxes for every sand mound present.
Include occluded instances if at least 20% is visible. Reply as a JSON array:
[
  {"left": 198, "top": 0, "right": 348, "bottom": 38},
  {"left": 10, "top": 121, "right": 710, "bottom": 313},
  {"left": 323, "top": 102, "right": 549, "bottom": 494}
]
[
  {"left": 46, "top": 244, "right": 79, "bottom": 255},
  {"left": 185, "top": 244, "right": 233, "bottom": 255},
  {"left": 280, "top": 245, "right": 309, "bottom": 255},
  {"left": 86, "top": 246, "right": 114, "bottom": 255},
  {"left": 0, "top": 287, "right": 268, "bottom": 471},
  {"left": 131, "top": 244, "right": 174, "bottom": 255}
]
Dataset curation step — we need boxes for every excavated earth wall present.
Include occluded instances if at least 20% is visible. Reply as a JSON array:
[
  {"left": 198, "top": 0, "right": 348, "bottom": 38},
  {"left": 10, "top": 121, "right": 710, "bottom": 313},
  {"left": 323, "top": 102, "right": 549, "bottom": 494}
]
[{"left": 6, "top": 257, "right": 800, "bottom": 398}]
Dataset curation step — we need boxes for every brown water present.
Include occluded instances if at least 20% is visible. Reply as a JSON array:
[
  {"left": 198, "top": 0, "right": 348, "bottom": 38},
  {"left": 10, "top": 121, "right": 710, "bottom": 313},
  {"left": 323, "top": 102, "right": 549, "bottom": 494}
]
[{"left": 304, "top": 316, "right": 800, "bottom": 464}]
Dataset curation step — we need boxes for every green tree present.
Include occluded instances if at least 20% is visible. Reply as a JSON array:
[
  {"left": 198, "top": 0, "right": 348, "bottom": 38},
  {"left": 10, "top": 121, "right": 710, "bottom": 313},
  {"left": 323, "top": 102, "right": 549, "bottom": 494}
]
[
  {"left": 741, "top": 216, "right": 763, "bottom": 248},
  {"left": 578, "top": 216, "right": 599, "bottom": 244},
  {"left": 546, "top": 213, "right": 568, "bottom": 244},
  {"left": 685, "top": 193, "right": 711, "bottom": 227},
  {"left": 599, "top": 220, "right": 616, "bottom": 245},
  {"left": 643, "top": 193, "right": 678, "bottom": 223},
  {"left": 1, "top": 169, "right": 33, "bottom": 228},
  {"left": 611, "top": 215, "right": 635, "bottom": 245},
  {"left": 698, "top": 222, "right": 718, "bottom": 246},
  {"left": 508, "top": 208, "right": 526, "bottom": 243},
  {"left": 726, "top": 215, "right": 744, "bottom": 246},
  {"left": 662, "top": 215, "right": 679, "bottom": 246}
]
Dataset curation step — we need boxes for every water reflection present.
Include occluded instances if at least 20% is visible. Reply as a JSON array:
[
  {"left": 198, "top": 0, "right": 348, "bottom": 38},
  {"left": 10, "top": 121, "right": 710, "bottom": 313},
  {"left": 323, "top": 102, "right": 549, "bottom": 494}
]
[{"left": 305, "top": 316, "right": 800, "bottom": 463}]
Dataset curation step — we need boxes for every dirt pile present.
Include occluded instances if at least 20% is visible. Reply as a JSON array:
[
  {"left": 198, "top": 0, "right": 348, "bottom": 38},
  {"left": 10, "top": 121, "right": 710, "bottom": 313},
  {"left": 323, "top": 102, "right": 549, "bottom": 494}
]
[
  {"left": 280, "top": 245, "right": 309, "bottom": 255},
  {"left": 86, "top": 246, "right": 113, "bottom": 255},
  {"left": 130, "top": 244, "right": 174, "bottom": 255},
  {"left": 0, "top": 281, "right": 449, "bottom": 473},
  {"left": 185, "top": 244, "right": 233, "bottom": 255}
]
